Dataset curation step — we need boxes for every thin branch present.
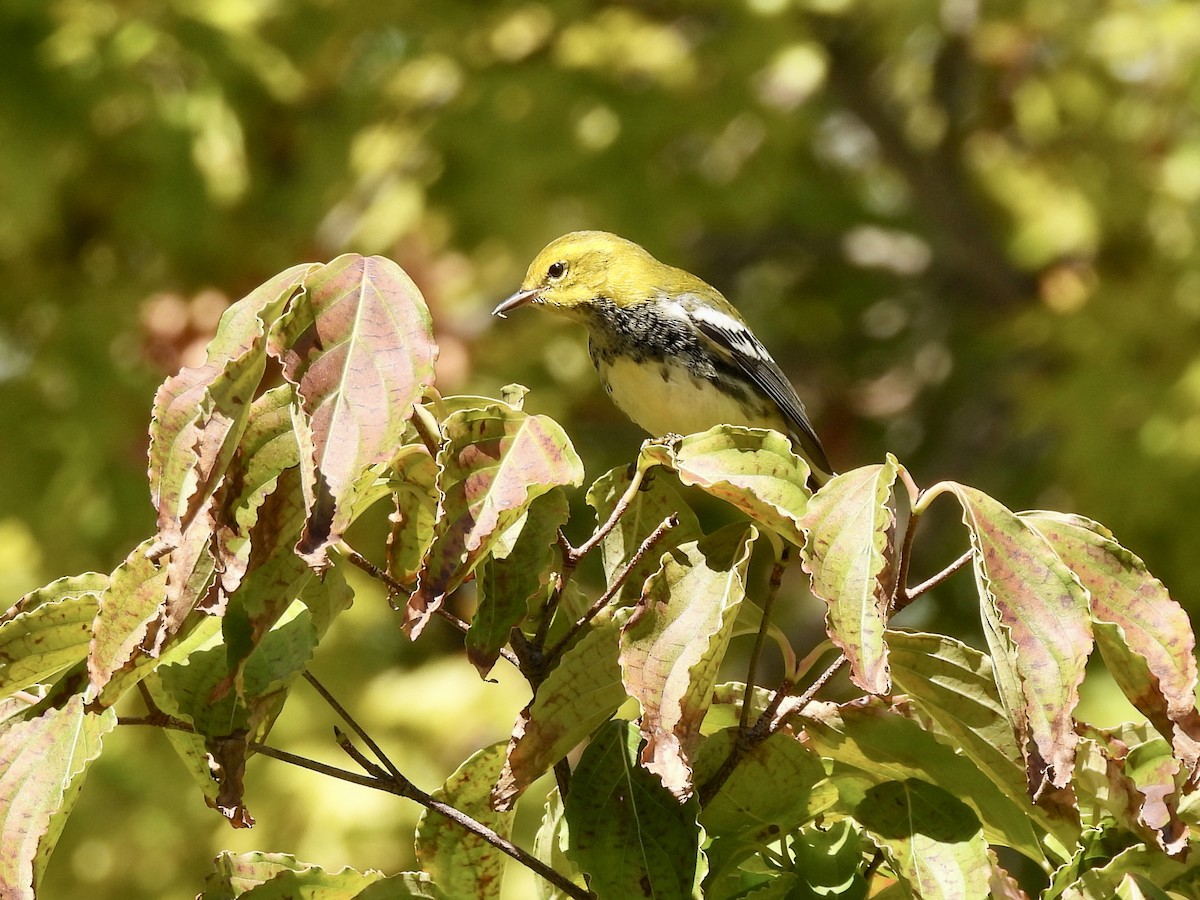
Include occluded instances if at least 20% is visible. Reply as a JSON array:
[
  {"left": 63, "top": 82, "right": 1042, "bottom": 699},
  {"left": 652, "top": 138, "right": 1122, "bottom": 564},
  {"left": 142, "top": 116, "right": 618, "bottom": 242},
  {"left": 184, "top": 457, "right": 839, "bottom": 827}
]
[
  {"left": 334, "top": 726, "right": 390, "bottom": 779},
  {"left": 741, "top": 546, "right": 791, "bottom": 731},
  {"left": 896, "top": 549, "right": 973, "bottom": 612},
  {"left": 304, "top": 671, "right": 402, "bottom": 780},
  {"left": 543, "top": 514, "right": 678, "bottom": 667},
  {"left": 246, "top": 741, "right": 593, "bottom": 900},
  {"left": 567, "top": 463, "right": 650, "bottom": 566}
]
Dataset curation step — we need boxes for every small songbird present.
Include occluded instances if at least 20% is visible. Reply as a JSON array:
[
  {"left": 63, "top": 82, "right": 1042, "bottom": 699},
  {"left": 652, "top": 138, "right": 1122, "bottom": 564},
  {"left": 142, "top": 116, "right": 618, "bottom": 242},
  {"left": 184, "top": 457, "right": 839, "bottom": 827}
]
[{"left": 493, "top": 231, "right": 834, "bottom": 483}]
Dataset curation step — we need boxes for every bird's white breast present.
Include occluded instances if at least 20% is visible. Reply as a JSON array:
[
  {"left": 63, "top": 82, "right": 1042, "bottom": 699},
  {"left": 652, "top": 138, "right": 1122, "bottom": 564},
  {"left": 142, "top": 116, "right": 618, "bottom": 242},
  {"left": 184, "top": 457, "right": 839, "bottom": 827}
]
[{"left": 597, "top": 356, "right": 781, "bottom": 438}]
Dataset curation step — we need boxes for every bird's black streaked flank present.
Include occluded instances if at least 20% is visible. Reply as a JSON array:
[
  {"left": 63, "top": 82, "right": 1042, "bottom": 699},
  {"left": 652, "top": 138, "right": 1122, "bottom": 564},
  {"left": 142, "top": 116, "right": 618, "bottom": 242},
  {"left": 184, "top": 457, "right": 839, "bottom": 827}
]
[{"left": 493, "top": 231, "right": 834, "bottom": 484}]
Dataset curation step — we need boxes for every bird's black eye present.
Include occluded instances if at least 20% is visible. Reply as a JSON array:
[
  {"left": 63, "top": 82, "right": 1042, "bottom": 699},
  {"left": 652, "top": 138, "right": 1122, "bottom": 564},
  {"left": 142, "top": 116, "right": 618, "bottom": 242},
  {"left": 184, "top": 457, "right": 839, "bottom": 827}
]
[{"left": 547, "top": 261, "right": 567, "bottom": 280}]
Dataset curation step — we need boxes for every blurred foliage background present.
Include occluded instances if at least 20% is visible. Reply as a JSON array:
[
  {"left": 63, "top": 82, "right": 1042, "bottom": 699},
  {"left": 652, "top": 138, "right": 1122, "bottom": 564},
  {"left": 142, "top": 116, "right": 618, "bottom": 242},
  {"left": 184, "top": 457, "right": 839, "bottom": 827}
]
[{"left": 4, "top": 0, "right": 1200, "bottom": 896}]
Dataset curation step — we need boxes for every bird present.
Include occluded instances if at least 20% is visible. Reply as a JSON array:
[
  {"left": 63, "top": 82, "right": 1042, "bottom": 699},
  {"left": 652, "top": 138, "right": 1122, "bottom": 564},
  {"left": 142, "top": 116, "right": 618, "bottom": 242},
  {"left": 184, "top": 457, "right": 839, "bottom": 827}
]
[{"left": 493, "top": 230, "right": 834, "bottom": 484}]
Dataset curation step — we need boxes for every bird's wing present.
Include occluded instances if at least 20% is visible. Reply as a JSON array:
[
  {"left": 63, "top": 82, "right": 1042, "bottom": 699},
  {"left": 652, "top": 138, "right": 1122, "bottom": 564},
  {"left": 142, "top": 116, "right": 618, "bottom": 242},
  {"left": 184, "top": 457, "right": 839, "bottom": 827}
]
[{"left": 688, "top": 303, "right": 834, "bottom": 479}]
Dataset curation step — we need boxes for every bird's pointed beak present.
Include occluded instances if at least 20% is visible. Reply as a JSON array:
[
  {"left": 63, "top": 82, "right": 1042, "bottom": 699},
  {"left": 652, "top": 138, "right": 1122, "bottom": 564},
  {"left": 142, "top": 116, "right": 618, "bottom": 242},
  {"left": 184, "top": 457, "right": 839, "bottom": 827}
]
[{"left": 492, "top": 287, "right": 540, "bottom": 318}]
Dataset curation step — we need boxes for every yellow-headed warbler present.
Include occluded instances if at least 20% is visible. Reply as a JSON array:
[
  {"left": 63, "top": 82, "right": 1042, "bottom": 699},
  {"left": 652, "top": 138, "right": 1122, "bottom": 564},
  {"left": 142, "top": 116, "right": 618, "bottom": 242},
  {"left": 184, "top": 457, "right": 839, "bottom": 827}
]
[{"left": 494, "top": 231, "right": 834, "bottom": 483}]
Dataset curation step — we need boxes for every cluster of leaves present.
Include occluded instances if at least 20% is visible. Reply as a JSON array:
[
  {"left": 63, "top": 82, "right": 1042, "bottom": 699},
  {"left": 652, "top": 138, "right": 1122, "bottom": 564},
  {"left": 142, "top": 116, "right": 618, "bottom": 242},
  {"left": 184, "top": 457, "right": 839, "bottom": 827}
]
[{"left": 4, "top": 258, "right": 1200, "bottom": 900}]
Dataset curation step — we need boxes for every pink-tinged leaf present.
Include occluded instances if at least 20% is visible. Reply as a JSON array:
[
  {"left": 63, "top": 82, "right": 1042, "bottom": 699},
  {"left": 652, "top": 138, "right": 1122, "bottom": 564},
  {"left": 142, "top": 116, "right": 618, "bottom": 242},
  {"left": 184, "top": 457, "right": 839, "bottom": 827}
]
[
  {"left": 670, "top": 426, "right": 811, "bottom": 546},
  {"left": 492, "top": 611, "right": 629, "bottom": 811},
  {"left": 416, "top": 743, "right": 514, "bottom": 900},
  {"left": 385, "top": 446, "right": 439, "bottom": 588},
  {"left": 0, "top": 576, "right": 104, "bottom": 696},
  {"left": 585, "top": 465, "right": 702, "bottom": 602},
  {"left": 148, "top": 265, "right": 309, "bottom": 557},
  {"left": 800, "top": 459, "right": 900, "bottom": 694},
  {"left": 948, "top": 484, "right": 1092, "bottom": 797},
  {"left": 988, "top": 849, "right": 1032, "bottom": 900},
  {"left": 86, "top": 539, "right": 168, "bottom": 703},
  {"left": 272, "top": 254, "right": 437, "bottom": 569},
  {"left": 1022, "top": 512, "right": 1200, "bottom": 780},
  {"left": 619, "top": 523, "right": 756, "bottom": 799},
  {"left": 406, "top": 405, "right": 583, "bottom": 639},
  {"left": 0, "top": 697, "right": 116, "bottom": 900}
]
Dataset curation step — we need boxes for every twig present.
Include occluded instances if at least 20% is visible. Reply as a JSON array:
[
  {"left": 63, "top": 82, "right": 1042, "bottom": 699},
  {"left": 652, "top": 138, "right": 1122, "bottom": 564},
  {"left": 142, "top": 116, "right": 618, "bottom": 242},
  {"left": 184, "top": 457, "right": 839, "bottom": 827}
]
[
  {"left": 741, "top": 546, "right": 791, "bottom": 731},
  {"left": 895, "top": 549, "right": 973, "bottom": 613},
  {"left": 246, "top": 740, "right": 593, "bottom": 900},
  {"left": 543, "top": 514, "right": 677, "bottom": 667},
  {"left": 334, "top": 726, "right": 390, "bottom": 779},
  {"left": 304, "top": 671, "right": 403, "bottom": 780}
]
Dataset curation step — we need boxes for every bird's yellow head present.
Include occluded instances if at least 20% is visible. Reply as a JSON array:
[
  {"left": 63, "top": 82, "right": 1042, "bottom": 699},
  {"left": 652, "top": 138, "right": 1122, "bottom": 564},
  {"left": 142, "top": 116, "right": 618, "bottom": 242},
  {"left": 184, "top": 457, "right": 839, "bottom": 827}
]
[{"left": 493, "top": 230, "right": 694, "bottom": 318}]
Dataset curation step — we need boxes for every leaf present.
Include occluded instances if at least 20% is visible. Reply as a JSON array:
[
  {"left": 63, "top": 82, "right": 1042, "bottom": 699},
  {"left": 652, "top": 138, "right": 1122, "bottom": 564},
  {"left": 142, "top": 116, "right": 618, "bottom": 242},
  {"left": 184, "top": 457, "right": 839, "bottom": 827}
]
[
  {"left": 800, "top": 459, "right": 899, "bottom": 694},
  {"left": 149, "top": 267, "right": 310, "bottom": 640},
  {"left": 273, "top": 254, "right": 437, "bottom": 568},
  {"left": 415, "top": 742, "right": 514, "bottom": 900},
  {"left": 0, "top": 582, "right": 100, "bottom": 697},
  {"left": 213, "top": 385, "right": 302, "bottom": 597},
  {"left": 887, "top": 630, "right": 1076, "bottom": 854},
  {"left": 406, "top": 404, "right": 584, "bottom": 638},
  {"left": 802, "top": 695, "right": 1049, "bottom": 861},
  {"left": 200, "top": 851, "right": 437, "bottom": 899},
  {"left": 693, "top": 726, "right": 835, "bottom": 838},
  {"left": 585, "top": 465, "right": 702, "bottom": 601},
  {"left": 0, "top": 696, "right": 116, "bottom": 900},
  {"left": 149, "top": 265, "right": 309, "bottom": 555},
  {"left": 948, "top": 484, "right": 1092, "bottom": 796},
  {"left": 791, "top": 820, "right": 870, "bottom": 899},
  {"left": 564, "top": 719, "right": 703, "bottom": 900},
  {"left": 533, "top": 790, "right": 586, "bottom": 900},
  {"left": 619, "top": 523, "right": 756, "bottom": 799},
  {"left": 1022, "top": 512, "right": 1200, "bottom": 778},
  {"left": 86, "top": 539, "right": 167, "bottom": 703},
  {"left": 669, "top": 425, "right": 811, "bottom": 545},
  {"left": 492, "top": 610, "right": 629, "bottom": 811},
  {"left": 468, "top": 489, "right": 569, "bottom": 678},
  {"left": 852, "top": 778, "right": 990, "bottom": 900},
  {"left": 386, "top": 446, "right": 439, "bottom": 587}
]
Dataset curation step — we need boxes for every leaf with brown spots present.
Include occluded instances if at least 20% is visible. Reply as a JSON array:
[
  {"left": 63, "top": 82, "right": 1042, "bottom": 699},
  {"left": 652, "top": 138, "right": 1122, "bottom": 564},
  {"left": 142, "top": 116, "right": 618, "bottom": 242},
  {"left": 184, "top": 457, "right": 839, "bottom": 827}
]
[
  {"left": 1023, "top": 511, "right": 1200, "bottom": 780},
  {"left": 800, "top": 459, "right": 900, "bottom": 694},
  {"left": 405, "top": 404, "right": 583, "bottom": 638},
  {"left": 0, "top": 696, "right": 116, "bottom": 900},
  {"left": 619, "top": 523, "right": 756, "bottom": 799},
  {"left": 385, "top": 446, "right": 439, "bottom": 588},
  {"left": 272, "top": 254, "right": 437, "bottom": 570},
  {"left": 201, "top": 852, "right": 438, "bottom": 898},
  {"left": 948, "top": 485, "right": 1092, "bottom": 798},
  {"left": 669, "top": 425, "right": 811, "bottom": 546},
  {"left": 0, "top": 575, "right": 104, "bottom": 698},
  {"left": 492, "top": 609, "right": 629, "bottom": 811},
  {"left": 416, "top": 743, "right": 514, "bottom": 900}
]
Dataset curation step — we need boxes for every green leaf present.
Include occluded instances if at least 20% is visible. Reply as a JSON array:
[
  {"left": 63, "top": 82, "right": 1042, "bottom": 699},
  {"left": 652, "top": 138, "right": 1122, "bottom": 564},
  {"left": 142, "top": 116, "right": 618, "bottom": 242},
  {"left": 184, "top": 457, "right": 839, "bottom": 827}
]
[
  {"left": 887, "top": 630, "right": 1075, "bottom": 856},
  {"left": 0, "top": 579, "right": 100, "bottom": 698},
  {"left": 468, "top": 489, "right": 569, "bottom": 678},
  {"left": 0, "top": 696, "right": 116, "bottom": 900},
  {"left": 533, "top": 789, "right": 586, "bottom": 900},
  {"left": 586, "top": 465, "right": 702, "bottom": 601},
  {"left": 693, "top": 726, "right": 835, "bottom": 838},
  {"left": 492, "top": 610, "right": 629, "bottom": 811},
  {"left": 619, "top": 523, "right": 756, "bottom": 798},
  {"left": 273, "top": 254, "right": 437, "bottom": 569},
  {"left": 407, "top": 404, "right": 584, "bottom": 638},
  {"left": 1022, "top": 511, "right": 1200, "bottom": 776},
  {"left": 564, "top": 719, "right": 703, "bottom": 900},
  {"left": 669, "top": 426, "right": 811, "bottom": 545},
  {"left": 948, "top": 484, "right": 1092, "bottom": 795},
  {"left": 415, "top": 742, "right": 514, "bottom": 900},
  {"left": 800, "top": 459, "right": 899, "bottom": 694},
  {"left": 200, "top": 851, "right": 437, "bottom": 899},
  {"left": 791, "top": 820, "right": 870, "bottom": 900},
  {"left": 386, "top": 446, "right": 439, "bottom": 587},
  {"left": 852, "top": 778, "right": 990, "bottom": 900},
  {"left": 802, "top": 694, "right": 1049, "bottom": 861}
]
